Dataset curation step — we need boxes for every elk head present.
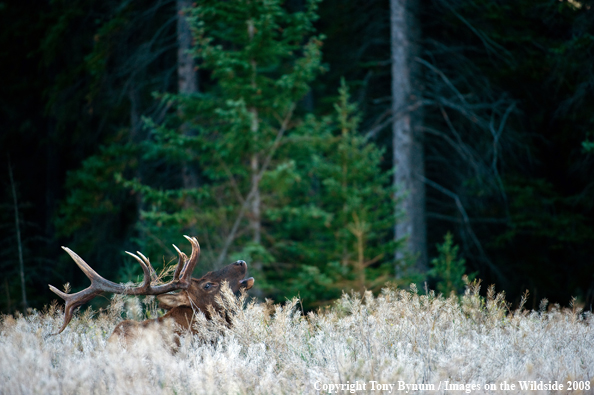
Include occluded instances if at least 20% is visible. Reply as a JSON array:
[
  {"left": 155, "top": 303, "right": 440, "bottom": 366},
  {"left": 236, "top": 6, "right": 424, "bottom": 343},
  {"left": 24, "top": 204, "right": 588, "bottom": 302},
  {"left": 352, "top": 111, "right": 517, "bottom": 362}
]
[
  {"left": 48, "top": 236, "right": 254, "bottom": 335},
  {"left": 157, "top": 260, "right": 255, "bottom": 317}
]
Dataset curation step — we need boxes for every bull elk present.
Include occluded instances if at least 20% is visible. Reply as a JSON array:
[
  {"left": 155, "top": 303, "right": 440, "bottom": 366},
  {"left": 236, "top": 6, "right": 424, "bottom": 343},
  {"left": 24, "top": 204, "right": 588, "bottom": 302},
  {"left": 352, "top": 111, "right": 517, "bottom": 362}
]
[{"left": 49, "top": 236, "right": 254, "bottom": 341}]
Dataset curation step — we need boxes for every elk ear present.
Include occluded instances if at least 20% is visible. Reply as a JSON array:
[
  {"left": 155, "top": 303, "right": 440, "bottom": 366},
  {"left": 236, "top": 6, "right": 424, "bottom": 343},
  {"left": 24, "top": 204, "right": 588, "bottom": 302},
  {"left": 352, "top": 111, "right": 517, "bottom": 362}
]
[{"left": 157, "top": 293, "right": 190, "bottom": 310}]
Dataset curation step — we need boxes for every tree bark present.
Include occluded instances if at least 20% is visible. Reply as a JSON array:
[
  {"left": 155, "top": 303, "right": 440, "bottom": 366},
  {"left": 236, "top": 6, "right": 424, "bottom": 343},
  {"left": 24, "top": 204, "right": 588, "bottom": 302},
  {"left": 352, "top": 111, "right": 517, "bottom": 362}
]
[
  {"left": 390, "top": 0, "right": 427, "bottom": 274},
  {"left": 249, "top": 109, "right": 261, "bottom": 248},
  {"left": 248, "top": 19, "right": 262, "bottom": 271},
  {"left": 177, "top": 0, "right": 197, "bottom": 96},
  {"left": 177, "top": 0, "right": 199, "bottom": 191}
]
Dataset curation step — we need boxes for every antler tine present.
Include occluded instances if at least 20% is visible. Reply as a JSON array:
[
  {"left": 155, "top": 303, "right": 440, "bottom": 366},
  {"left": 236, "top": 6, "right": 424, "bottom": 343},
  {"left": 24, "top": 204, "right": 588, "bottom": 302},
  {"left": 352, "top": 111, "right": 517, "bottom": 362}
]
[
  {"left": 61, "top": 247, "right": 102, "bottom": 282},
  {"left": 135, "top": 251, "right": 157, "bottom": 282},
  {"left": 49, "top": 247, "right": 123, "bottom": 334},
  {"left": 179, "top": 236, "right": 200, "bottom": 282},
  {"left": 48, "top": 284, "right": 78, "bottom": 334},
  {"left": 125, "top": 251, "right": 153, "bottom": 288},
  {"left": 172, "top": 244, "right": 183, "bottom": 255},
  {"left": 139, "top": 251, "right": 158, "bottom": 282},
  {"left": 49, "top": 236, "right": 202, "bottom": 334},
  {"left": 172, "top": 244, "right": 187, "bottom": 281}
]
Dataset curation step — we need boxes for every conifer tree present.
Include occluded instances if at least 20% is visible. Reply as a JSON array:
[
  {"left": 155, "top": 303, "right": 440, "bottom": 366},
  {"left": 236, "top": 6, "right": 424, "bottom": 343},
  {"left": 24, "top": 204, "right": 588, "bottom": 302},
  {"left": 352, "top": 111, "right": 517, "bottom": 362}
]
[
  {"left": 119, "top": 1, "right": 403, "bottom": 306},
  {"left": 121, "top": 0, "right": 325, "bottom": 276},
  {"left": 265, "top": 80, "right": 401, "bottom": 305},
  {"left": 429, "top": 232, "right": 475, "bottom": 295}
]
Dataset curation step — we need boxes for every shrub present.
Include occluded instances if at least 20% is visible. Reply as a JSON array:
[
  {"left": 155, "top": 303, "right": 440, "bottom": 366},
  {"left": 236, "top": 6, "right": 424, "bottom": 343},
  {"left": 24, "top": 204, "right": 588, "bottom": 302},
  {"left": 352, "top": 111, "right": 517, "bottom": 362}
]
[{"left": 1, "top": 284, "right": 593, "bottom": 393}]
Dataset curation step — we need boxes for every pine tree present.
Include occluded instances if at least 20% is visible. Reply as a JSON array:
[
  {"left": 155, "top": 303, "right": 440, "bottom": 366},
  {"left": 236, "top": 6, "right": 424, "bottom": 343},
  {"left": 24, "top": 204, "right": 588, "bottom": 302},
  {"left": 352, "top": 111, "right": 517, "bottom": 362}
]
[
  {"left": 429, "top": 232, "right": 475, "bottom": 295},
  {"left": 264, "top": 80, "right": 402, "bottom": 306},
  {"left": 121, "top": 0, "right": 325, "bottom": 278},
  {"left": 119, "top": 1, "right": 404, "bottom": 307}
]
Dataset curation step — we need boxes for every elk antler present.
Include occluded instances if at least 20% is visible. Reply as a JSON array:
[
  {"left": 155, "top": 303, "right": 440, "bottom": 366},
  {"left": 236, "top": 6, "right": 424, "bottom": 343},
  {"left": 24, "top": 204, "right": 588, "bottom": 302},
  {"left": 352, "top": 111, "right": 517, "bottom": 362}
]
[{"left": 48, "top": 235, "right": 200, "bottom": 334}]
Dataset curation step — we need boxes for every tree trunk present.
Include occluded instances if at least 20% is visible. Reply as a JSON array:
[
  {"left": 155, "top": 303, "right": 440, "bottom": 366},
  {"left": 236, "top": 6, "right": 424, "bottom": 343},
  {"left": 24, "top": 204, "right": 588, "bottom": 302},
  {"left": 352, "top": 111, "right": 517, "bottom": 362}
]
[
  {"left": 177, "top": 0, "right": 197, "bottom": 96},
  {"left": 177, "top": 0, "right": 198, "bottom": 191},
  {"left": 8, "top": 160, "right": 27, "bottom": 310},
  {"left": 250, "top": 109, "right": 261, "bottom": 249},
  {"left": 248, "top": 19, "right": 262, "bottom": 270},
  {"left": 390, "top": 0, "right": 427, "bottom": 274}
]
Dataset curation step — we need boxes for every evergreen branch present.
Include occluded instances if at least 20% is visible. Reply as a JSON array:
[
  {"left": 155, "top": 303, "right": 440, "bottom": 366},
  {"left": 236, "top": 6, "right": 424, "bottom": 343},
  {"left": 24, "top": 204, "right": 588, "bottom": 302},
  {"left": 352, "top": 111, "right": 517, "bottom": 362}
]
[
  {"left": 219, "top": 159, "right": 245, "bottom": 205},
  {"left": 215, "top": 103, "right": 296, "bottom": 267}
]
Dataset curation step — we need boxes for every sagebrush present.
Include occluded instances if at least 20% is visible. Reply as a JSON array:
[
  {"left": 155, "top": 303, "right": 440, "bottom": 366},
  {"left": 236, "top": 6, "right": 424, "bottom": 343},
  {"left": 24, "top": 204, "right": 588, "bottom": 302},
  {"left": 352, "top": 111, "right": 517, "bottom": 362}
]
[{"left": 1, "top": 284, "right": 593, "bottom": 394}]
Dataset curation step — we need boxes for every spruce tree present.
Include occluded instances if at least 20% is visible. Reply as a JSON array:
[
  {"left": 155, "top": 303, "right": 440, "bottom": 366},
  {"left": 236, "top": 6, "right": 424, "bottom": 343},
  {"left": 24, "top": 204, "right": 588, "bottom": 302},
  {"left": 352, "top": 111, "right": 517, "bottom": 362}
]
[
  {"left": 121, "top": 0, "right": 325, "bottom": 276},
  {"left": 119, "top": 1, "right": 403, "bottom": 306},
  {"left": 265, "top": 80, "right": 401, "bottom": 306}
]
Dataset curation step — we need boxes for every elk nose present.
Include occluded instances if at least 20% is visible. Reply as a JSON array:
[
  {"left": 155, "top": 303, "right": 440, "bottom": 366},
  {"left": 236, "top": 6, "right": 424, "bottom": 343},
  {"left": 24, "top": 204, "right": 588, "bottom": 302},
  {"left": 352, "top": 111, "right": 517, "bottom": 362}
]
[{"left": 234, "top": 260, "right": 246, "bottom": 267}]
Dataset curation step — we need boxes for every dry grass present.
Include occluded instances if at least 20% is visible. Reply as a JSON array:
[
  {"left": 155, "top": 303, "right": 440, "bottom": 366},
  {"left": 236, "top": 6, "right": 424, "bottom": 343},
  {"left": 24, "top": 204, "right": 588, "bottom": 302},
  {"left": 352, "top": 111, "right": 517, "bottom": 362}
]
[{"left": 1, "top": 283, "right": 593, "bottom": 394}]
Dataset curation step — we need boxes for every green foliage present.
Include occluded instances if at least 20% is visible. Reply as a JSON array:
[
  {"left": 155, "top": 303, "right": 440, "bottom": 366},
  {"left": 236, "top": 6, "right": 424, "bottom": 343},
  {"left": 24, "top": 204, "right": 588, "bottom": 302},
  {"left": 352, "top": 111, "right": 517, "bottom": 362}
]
[
  {"left": 429, "top": 232, "right": 474, "bottom": 295},
  {"left": 498, "top": 177, "right": 594, "bottom": 246},
  {"left": 57, "top": 142, "right": 138, "bottom": 238},
  {"left": 127, "top": 0, "right": 325, "bottom": 267},
  {"left": 265, "top": 79, "right": 399, "bottom": 306},
  {"left": 54, "top": 139, "right": 141, "bottom": 289},
  {"left": 121, "top": 1, "right": 401, "bottom": 308}
]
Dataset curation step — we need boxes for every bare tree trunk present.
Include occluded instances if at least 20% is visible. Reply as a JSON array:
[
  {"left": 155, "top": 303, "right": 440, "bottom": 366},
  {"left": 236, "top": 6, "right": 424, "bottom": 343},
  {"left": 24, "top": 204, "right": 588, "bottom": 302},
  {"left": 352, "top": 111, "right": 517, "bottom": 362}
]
[
  {"left": 177, "top": 0, "right": 199, "bottom": 191},
  {"left": 8, "top": 160, "right": 27, "bottom": 310},
  {"left": 390, "top": 0, "right": 427, "bottom": 274},
  {"left": 249, "top": 109, "right": 261, "bottom": 249},
  {"left": 247, "top": 19, "right": 262, "bottom": 271}
]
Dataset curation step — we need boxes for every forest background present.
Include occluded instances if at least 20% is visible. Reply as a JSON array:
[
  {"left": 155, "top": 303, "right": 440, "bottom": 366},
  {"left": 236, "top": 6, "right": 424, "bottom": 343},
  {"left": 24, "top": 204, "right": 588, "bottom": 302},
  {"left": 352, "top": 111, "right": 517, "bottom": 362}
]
[{"left": 1, "top": 0, "right": 593, "bottom": 314}]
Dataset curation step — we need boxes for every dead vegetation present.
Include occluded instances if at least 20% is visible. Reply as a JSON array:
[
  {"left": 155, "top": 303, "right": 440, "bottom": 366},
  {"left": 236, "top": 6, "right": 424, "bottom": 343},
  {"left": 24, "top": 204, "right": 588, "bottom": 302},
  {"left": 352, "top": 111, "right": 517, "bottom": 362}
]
[{"left": 1, "top": 283, "right": 593, "bottom": 394}]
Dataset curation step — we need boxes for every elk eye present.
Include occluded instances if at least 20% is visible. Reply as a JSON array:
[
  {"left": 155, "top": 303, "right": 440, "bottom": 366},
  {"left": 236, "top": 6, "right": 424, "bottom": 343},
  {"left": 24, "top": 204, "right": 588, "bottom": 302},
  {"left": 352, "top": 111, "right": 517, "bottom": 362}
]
[{"left": 204, "top": 283, "right": 212, "bottom": 289}]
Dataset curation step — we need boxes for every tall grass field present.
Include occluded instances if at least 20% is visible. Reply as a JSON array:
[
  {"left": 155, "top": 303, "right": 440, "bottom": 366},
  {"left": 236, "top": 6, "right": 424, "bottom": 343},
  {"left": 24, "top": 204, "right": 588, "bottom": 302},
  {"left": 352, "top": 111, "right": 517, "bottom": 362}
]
[{"left": 1, "top": 283, "right": 592, "bottom": 394}]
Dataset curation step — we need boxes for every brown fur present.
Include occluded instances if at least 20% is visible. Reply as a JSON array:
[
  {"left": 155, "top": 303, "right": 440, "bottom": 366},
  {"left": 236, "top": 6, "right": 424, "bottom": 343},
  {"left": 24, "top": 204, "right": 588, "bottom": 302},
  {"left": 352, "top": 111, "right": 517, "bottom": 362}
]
[{"left": 108, "top": 260, "right": 254, "bottom": 345}]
